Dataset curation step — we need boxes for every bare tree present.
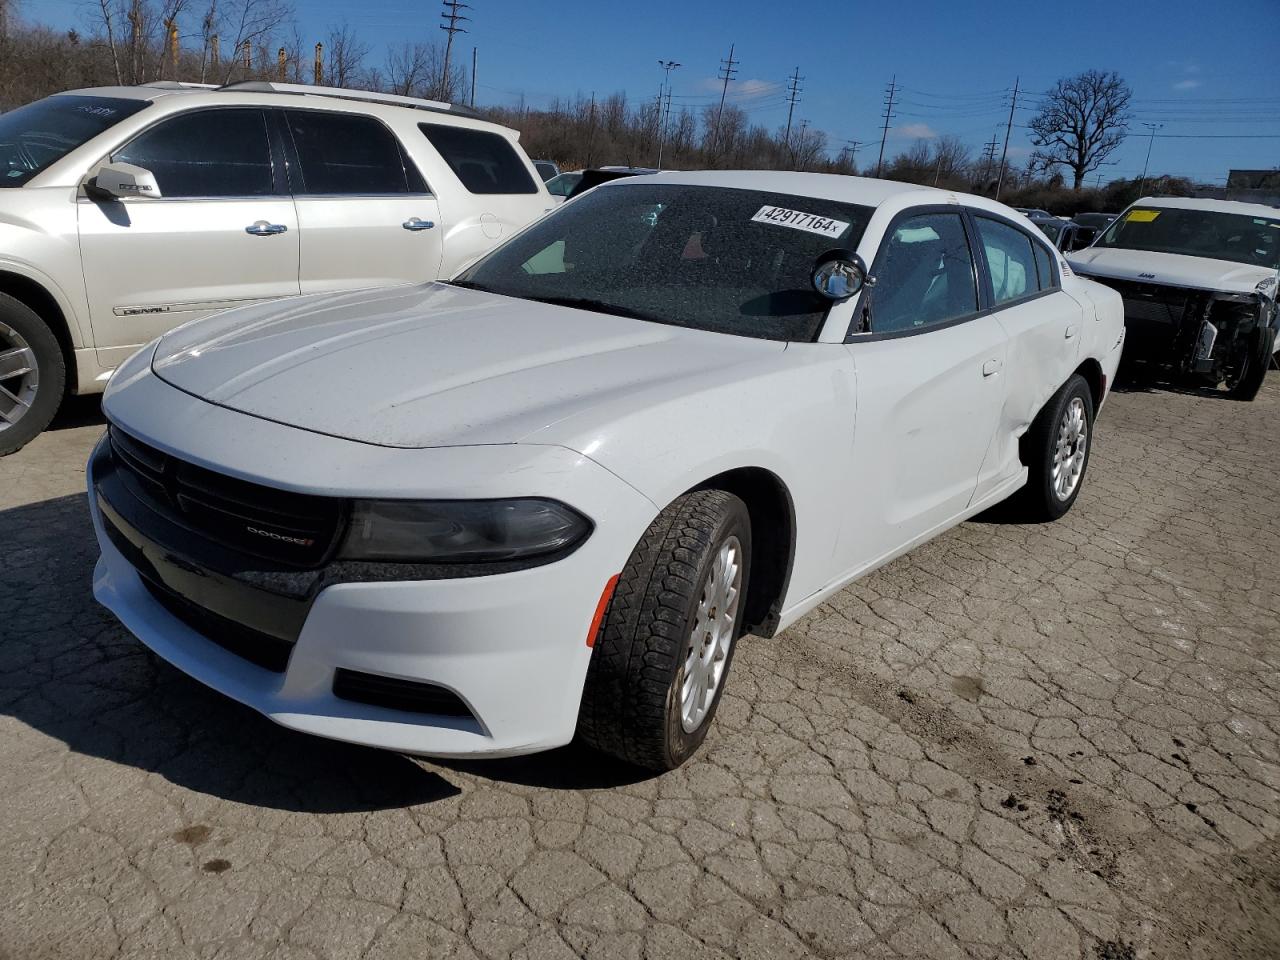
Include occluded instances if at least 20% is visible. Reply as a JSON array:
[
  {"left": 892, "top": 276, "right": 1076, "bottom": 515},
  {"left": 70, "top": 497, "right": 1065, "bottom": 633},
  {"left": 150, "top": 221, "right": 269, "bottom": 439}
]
[
  {"left": 1030, "top": 70, "right": 1131, "bottom": 190},
  {"left": 324, "top": 22, "right": 367, "bottom": 88},
  {"left": 218, "top": 0, "right": 291, "bottom": 83},
  {"left": 383, "top": 41, "right": 431, "bottom": 96}
]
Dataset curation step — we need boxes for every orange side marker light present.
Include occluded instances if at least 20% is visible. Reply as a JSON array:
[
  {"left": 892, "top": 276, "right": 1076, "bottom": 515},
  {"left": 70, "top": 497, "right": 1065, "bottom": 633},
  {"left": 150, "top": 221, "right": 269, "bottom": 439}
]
[{"left": 586, "top": 574, "right": 621, "bottom": 648}]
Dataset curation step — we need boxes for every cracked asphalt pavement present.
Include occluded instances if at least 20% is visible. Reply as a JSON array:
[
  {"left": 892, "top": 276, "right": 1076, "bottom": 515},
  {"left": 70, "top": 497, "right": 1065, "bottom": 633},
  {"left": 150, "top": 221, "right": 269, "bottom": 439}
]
[{"left": 1, "top": 380, "right": 1278, "bottom": 960}]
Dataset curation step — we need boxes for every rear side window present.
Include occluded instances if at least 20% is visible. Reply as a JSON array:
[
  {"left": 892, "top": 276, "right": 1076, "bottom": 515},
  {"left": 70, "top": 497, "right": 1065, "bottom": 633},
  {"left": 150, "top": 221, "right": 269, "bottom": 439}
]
[
  {"left": 1032, "top": 239, "right": 1056, "bottom": 289},
  {"left": 419, "top": 123, "right": 538, "bottom": 194},
  {"left": 113, "top": 108, "right": 274, "bottom": 198},
  {"left": 975, "top": 217, "right": 1040, "bottom": 303},
  {"left": 285, "top": 110, "right": 419, "bottom": 195}
]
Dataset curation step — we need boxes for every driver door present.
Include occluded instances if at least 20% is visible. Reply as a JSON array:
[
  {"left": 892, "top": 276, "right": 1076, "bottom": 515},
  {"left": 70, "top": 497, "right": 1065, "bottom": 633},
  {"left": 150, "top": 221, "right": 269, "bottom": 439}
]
[
  {"left": 78, "top": 107, "right": 300, "bottom": 371},
  {"left": 836, "top": 209, "right": 1009, "bottom": 574}
]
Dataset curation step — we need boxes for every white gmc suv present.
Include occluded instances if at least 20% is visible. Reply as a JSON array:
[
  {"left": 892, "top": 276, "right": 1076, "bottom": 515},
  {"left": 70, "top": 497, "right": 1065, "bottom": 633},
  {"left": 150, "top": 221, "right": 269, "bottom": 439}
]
[{"left": 0, "top": 80, "right": 552, "bottom": 454}]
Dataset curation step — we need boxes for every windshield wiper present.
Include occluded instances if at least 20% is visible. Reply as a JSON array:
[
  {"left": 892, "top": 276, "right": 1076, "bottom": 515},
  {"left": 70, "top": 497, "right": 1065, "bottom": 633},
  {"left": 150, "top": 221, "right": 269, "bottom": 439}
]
[{"left": 443, "top": 278, "right": 489, "bottom": 292}]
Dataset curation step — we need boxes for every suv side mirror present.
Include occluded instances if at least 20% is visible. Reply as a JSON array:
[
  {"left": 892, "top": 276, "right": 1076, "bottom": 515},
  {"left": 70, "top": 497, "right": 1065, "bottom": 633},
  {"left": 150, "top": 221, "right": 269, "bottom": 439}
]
[{"left": 87, "top": 162, "right": 162, "bottom": 201}]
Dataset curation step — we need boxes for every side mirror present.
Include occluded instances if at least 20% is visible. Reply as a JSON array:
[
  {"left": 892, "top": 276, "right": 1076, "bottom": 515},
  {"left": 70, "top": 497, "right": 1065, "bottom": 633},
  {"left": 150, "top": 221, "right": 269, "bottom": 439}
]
[
  {"left": 811, "top": 249, "right": 867, "bottom": 300},
  {"left": 87, "top": 161, "right": 162, "bottom": 200}
]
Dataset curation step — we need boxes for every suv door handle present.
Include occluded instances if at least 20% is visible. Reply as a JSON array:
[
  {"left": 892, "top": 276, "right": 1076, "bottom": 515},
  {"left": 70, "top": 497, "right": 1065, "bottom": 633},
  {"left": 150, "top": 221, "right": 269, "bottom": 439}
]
[
  {"left": 402, "top": 217, "right": 435, "bottom": 231},
  {"left": 1065, "top": 324, "right": 1079, "bottom": 339},
  {"left": 982, "top": 358, "right": 1002, "bottom": 377},
  {"left": 245, "top": 221, "right": 288, "bottom": 236}
]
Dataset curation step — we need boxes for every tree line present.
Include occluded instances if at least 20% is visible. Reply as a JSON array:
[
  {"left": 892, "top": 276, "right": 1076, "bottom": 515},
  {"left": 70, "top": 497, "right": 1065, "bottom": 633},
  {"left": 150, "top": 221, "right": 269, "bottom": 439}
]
[{"left": 1, "top": 1, "right": 1170, "bottom": 211}]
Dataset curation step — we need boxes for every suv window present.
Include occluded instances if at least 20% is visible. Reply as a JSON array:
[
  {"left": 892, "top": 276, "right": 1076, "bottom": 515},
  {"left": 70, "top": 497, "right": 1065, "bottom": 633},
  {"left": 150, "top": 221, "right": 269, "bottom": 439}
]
[
  {"left": 285, "top": 110, "right": 420, "bottom": 195},
  {"left": 113, "top": 108, "right": 274, "bottom": 198},
  {"left": 2, "top": 95, "right": 149, "bottom": 188},
  {"left": 871, "top": 212, "right": 978, "bottom": 334},
  {"left": 419, "top": 123, "right": 538, "bottom": 194},
  {"left": 975, "top": 216, "right": 1040, "bottom": 304}
]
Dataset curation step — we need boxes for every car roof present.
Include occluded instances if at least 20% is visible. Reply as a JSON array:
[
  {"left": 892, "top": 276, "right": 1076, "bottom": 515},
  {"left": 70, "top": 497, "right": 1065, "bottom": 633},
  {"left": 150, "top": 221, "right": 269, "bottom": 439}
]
[
  {"left": 1134, "top": 195, "right": 1280, "bottom": 219},
  {"left": 52, "top": 82, "right": 518, "bottom": 136},
  {"left": 592, "top": 170, "right": 1033, "bottom": 222}
]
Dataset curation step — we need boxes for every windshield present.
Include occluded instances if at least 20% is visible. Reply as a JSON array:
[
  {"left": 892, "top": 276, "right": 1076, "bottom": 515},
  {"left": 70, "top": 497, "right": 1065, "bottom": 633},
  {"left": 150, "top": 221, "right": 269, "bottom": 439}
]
[
  {"left": 0, "top": 95, "right": 148, "bottom": 187},
  {"left": 455, "top": 183, "right": 874, "bottom": 342},
  {"left": 1036, "top": 220, "right": 1064, "bottom": 242},
  {"left": 1097, "top": 206, "right": 1280, "bottom": 270}
]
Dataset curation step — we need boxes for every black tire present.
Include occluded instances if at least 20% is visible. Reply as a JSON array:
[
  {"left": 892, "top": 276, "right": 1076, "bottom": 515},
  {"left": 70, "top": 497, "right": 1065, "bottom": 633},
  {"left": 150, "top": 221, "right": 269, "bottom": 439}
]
[
  {"left": 0, "top": 292, "right": 65, "bottom": 457},
  {"left": 1226, "top": 327, "right": 1274, "bottom": 402},
  {"left": 1010, "top": 374, "right": 1094, "bottom": 523},
  {"left": 578, "top": 490, "right": 752, "bottom": 772}
]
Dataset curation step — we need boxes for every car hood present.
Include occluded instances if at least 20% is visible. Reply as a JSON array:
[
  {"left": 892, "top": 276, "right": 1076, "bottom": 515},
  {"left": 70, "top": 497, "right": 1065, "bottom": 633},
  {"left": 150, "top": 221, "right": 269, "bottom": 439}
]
[
  {"left": 1068, "top": 247, "right": 1276, "bottom": 295},
  {"left": 151, "top": 283, "right": 784, "bottom": 449}
]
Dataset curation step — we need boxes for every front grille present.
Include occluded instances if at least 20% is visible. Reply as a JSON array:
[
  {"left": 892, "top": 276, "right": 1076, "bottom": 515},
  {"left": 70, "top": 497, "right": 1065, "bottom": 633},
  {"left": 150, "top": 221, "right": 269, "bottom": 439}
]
[
  {"left": 108, "top": 426, "right": 344, "bottom": 568},
  {"left": 1083, "top": 276, "right": 1193, "bottom": 327},
  {"left": 333, "top": 668, "right": 474, "bottom": 718},
  {"left": 141, "top": 575, "right": 295, "bottom": 672}
]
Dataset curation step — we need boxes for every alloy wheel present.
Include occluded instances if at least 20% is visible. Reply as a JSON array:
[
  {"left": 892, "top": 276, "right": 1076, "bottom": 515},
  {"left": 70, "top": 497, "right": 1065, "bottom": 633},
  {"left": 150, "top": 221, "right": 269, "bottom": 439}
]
[
  {"left": 680, "top": 535, "right": 743, "bottom": 733},
  {"left": 0, "top": 321, "right": 39, "bottom": 435},
  {"left": 1051, "top": 397, "right": 1088, "bottom": 501}
]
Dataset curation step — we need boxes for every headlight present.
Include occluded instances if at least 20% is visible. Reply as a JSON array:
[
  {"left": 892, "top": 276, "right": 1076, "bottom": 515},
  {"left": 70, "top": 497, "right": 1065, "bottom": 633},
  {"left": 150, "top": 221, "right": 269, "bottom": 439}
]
[{"left": 339, "top": 498, "right": 591, "bottom": 563}]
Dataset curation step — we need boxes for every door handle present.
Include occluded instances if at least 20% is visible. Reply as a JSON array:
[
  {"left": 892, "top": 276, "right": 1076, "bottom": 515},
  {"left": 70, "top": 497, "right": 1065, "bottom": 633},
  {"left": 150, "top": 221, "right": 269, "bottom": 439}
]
[
  {"left": 245, "top": 220, "right": 287, "bottom": 236},
  {"left": 402, "top": 217, "right": 436, "bottom": 231},
  {"left": 1065, "top": 324, "right": 1079, "bottom": 339},
  {"left": 982, "top": 359, "right": 1002, "bottom": 377}
]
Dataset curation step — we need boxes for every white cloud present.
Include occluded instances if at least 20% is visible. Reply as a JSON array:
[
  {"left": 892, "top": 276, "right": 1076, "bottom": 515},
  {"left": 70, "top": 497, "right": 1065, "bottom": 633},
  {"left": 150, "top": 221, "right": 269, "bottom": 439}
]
[
  {"left": 1173, "top": 78, "right": 1201, "bottom": 90},
  {"left": 895, "top": 122, "right": 937, "bottom": 140},
  {"left": 699, "top": 77, "right": 779, "bottom": 101}
]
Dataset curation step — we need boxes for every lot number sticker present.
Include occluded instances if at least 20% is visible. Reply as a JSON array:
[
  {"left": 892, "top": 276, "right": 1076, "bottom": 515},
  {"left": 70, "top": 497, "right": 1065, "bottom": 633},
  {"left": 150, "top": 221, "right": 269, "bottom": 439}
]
[{"left": 752, "top": 205, "right": 850, "bottom": 238}]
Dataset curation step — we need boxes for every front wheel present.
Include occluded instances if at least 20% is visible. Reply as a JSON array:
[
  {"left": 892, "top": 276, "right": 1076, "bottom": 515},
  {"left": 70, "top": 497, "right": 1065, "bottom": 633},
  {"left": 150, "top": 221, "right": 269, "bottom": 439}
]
[
  {"left": 0, "top": 293, "right": 66, "bottom": 457},
  {"left": 1011, "top": 374, "right": 1095, "bottom": 522},
  {"left": 577, "top": 490, "right": 752, "bottom": 771},
  {"left": 1225, "top": 327, "right": 1274, "bottom": 401}
]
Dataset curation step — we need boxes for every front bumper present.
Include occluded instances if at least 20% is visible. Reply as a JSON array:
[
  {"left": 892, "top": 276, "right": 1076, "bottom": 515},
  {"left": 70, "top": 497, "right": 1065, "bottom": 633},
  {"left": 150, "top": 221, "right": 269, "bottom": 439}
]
[{"left": 88, "top": 376, "right": 657, "bottom": 758}]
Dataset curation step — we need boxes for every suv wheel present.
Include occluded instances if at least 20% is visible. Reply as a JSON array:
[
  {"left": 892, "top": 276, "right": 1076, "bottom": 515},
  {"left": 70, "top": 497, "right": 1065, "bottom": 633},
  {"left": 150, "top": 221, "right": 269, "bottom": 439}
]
[
  {"left": 578, "top": 490, "right": 752, "bottom": 771},
  {"left": 1225, "top": 327, "right": 1274, "bottom": 402},
  {"left": 0, "top": 293, "right": 66, "bottom": 457},
  {"left": 1011, "top": 374, "right": 1094, "bottom": 522}
]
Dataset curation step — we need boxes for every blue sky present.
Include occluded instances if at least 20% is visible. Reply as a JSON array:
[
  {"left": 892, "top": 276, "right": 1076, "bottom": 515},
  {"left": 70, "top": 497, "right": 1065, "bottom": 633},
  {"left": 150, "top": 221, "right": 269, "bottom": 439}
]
[{"left": 33, "top": 0, "right": 1280, "bottom": 184}]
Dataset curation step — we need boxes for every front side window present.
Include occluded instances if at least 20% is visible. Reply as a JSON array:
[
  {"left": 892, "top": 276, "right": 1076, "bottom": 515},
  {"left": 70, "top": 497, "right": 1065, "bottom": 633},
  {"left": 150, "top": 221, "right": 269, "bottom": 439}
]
[
  {"left": 420, "top": 123, "right": 538, "bottom": 194},
  {"left": 0, "top": 95, "right": 148, "bottom": 188},
  {"left": 455, "top": 183, "right": 873, "bottom": 341},
  {"left": 869, "top": 212, "right": 978, "bottom": 334},
  {"left": 975, "top": 216, "right": 1040, "bottom": 304},
  {"left": 113, "top": 108, "right": 274, "bottom": 198},
  {"left": 285, "top": 110, "right": 416, "bottom": 195},
  {"left": 1097, "top": 206, "right": 1280, "bottom": 270}
]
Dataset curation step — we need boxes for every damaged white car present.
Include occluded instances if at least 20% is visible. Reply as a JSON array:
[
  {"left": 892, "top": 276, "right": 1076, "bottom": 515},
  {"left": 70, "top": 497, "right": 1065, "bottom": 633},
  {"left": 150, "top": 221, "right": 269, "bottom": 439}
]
[{"left": 1069, "top": 197, "right": 1279, "bottom": 400}]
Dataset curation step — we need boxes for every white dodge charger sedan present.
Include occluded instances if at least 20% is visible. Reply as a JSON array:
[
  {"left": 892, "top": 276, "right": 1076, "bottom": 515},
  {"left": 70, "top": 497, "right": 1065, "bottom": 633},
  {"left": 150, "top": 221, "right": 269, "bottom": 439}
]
[{"left": 88, "top": 172, "right": 1125, "bottom": 771}]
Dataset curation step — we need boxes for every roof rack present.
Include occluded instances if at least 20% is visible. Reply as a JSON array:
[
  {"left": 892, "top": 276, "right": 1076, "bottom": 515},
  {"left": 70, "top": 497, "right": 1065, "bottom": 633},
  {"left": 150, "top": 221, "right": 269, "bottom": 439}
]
[
  {"left": 140, "top": 81, "right": 219, "bottom": 90},
  {"left": 214, "top": 81, "right": 483, "bottom": 120}
]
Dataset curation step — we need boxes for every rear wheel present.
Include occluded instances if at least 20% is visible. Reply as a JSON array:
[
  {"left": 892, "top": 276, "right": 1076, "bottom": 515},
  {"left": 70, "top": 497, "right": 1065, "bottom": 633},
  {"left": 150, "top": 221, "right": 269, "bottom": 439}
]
[
  {"left": 1010, "top": 374, "right": 1094, "bottom": 522},
  {"left": 0, "top": 293, "right": 65, "bottom": 457},
  {"left": 578, "top": 490, "right": 751, "bottom": 771},
  {"left": 1225, "top": 327, "right": 1274, "bottom": 401}
]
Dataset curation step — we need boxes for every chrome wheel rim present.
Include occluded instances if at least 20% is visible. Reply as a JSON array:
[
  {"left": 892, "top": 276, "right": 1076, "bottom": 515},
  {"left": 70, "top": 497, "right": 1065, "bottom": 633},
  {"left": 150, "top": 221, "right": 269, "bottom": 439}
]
[
  {"left": 1051, "top": 397, "right": 1088, "bottom": 501},
  {"left": 0, "top": 321, "right": 39, "bottom": 434},
  {"left": 680, "top": 535, "right": 743, "bottom": 733}
]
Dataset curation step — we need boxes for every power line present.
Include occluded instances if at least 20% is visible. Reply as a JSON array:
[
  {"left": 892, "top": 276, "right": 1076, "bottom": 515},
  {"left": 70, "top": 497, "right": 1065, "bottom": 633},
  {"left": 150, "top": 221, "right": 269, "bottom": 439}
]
[
  {"left": 439, "top": 0, "right": 469, "bottom": 97},
  {"left": 876, "top": 74, "right": 897, "bottom": 178},
  {"left": 995, "top": 76, "right": 1019, "bottom": 199},
  {"left": 783, "top": 66, "right": 803, "bottom": 154},
  {"left": 710, "top": 42, "right": 738, "bottom": 159}
]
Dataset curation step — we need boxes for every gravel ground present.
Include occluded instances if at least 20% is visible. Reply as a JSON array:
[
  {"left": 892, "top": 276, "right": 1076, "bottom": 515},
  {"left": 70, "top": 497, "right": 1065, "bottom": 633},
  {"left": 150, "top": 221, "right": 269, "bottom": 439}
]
[{"left": 0, "top": 380, "right": 1277, "bottom": 960}]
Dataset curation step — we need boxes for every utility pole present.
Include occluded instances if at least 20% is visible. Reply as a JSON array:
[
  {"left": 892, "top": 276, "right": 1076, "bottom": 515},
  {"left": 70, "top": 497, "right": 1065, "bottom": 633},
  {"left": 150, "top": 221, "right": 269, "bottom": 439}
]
[
  {"left": 586, "top": 91, "right": 597, "bottom": 167},
  {"left": 1137, "top": 122, "right": 1162, "bottom": 197},
  {"left": 711, "top": 42, "right": 738, "bottom": 160},
  {"left": 656, "top": 59, "right": 681, "bottom": 171},
  {"left": 795, "top": 119, "right": 809, "bottom": 171},
  {"left": 875, "top": 74, "right": 896, "bottom": 178},
  {"left": 277, "top": 46, "right": 286, "bottom": 81},
  {"left": 840, "top": 139, "right": 861, "bottom": 172},
  {"left": 981, "top": 135, "right": 999, "bottom": 183},
  {"left": 439, "top": 0, "right": 470, "bottom": 100},
  {"left": 783, "top": 66, "right": 803, "bottom": 156},
  {"left": 314, "top": 42, "right": 323, "bottom": 84},
  {"left": 995, "top": 76, "right": 1019, "bottom": 199},
  {"left": 470, "top": 46, "right": 477, "bottom": 106}
]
